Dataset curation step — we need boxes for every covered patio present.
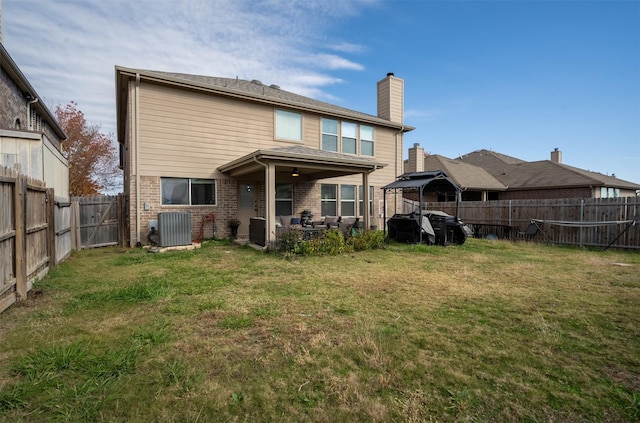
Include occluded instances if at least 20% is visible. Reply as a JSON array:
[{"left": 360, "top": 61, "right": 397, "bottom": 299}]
[{"left": 218, "top": 146, "right": 387, "bottom": 246}]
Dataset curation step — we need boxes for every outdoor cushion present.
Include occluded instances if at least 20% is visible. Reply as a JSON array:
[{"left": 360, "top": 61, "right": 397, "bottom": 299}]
[{"left": 324, "top": 215, "right": 339, "bottom": 224}]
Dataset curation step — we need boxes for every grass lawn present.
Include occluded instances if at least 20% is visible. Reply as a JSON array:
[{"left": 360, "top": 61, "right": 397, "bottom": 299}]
[{"left": 0, "top": 239, "right": 639, "bottom": 422}]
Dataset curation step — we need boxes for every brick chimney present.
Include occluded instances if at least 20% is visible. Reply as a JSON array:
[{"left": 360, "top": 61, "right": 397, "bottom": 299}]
[
  {"left": 377, "top": 72, "right": 404, "bottom": 123},
  {"left": 406, "top": 143, "right": 424, "bottom": 173},
  {"left": 550, "top": 148, "right": 562, "bottom": 164}
]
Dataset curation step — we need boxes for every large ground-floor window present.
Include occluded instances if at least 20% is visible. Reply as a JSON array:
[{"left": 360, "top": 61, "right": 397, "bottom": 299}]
[
  {"left": 321, "top": 184, "right": 337, "bottom": 216},
  {"left": 341, "top": 185, "right": 356, "bottom": 216},
  {"left": 276, "top": 183, "right": 293, "bottom": 215},
  {"left": 161, "top": 177, "right": 216, "bottom": 205},
  {"left": 321, "top": 183, "right": 375, "bottom": 217}
]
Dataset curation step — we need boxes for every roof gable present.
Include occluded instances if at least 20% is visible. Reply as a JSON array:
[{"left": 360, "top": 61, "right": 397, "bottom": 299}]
[
  {"left": 423, "top": 155, "right": 506, "bottom": 191},
  {"left": 457, "top": 149, "right": 526, "bottom": 170},
  {"left": 0, "top": 44, "right": 66, "bottom": 141}
]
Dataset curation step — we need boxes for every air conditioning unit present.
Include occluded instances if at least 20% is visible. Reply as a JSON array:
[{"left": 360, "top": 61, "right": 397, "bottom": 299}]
[{"left": 158, "top": 212, "right": 192, "bottom": 247}]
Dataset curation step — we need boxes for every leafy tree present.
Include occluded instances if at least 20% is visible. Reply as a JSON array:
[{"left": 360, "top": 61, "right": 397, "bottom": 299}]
[{"left": 55, "top": 102, "right": 121, "bottom": 196}]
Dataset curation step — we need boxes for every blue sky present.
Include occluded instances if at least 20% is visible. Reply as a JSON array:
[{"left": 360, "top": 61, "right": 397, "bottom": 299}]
[{"left": 3, "top": 0, "right": 639, "bottom": 184}]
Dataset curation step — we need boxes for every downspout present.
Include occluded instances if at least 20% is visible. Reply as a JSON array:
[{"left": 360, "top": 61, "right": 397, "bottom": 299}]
[
  {"left": 135, "top": 73, "right": 141, "bottom": 246},
  {"left": 394, "top": 126, "right": 405, "bottom": 216},
  {"left": 363, "top": 166, "right": 377, "bottom": 229},
  {"left": 27, "top": 96, "right": 39, "bottom": 130},
  {"left": 26, "top": 96, "right": 41, "bottom": 179}
]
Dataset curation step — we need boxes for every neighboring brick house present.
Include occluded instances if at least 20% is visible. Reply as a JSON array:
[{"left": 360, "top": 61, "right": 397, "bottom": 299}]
[
  {"left": 0, "top": 43, "right": 68, "bottom": 198},
  {"left": 405, "top": 144, "right": 640, "bottom": 201},
  {"left": 115, "top": 68, "right": 413, "bottom": 246}
]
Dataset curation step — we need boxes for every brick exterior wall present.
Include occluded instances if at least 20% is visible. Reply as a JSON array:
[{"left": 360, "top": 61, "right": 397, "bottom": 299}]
[
  {"left": 1, "top": 67, "right": 29, "bottom": 130},
  {"left": 126, "top": 174, "right": 388, "bottom": 246},
  {"left": 1, "top": 67, "right": 64, "bottom": 152}
]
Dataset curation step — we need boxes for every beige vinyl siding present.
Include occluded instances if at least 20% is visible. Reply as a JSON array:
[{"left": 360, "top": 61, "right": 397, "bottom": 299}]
[
  {"left": 138, "top": 83, "right": 276, "bottom": 178},
  {"left": 377, "top": 77, "right": 404, "bottom": 123},
  {"left": 388, "top": 78, "right": 404, "bottom": 123},
  {"left": 136, "top": 82, "right": 369, "bottom": 179}
]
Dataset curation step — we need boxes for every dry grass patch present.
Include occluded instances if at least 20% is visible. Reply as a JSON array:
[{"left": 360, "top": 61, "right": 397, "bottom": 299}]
[{"left": 0, "top": 239, "right": 638, "bottom": 422}]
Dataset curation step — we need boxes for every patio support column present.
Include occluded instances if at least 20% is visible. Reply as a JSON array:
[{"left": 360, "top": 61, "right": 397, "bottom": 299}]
[
  {"left": 362, "top": 172, "right": 370, "bottom": 229},
  {"left": 265, "top": 163, "right": 276, "bottom": 245}
]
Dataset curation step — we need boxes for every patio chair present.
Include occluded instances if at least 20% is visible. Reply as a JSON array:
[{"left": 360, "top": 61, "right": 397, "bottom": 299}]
[{"left": 517, "top": 222, "right": 540, "bottom": 240}]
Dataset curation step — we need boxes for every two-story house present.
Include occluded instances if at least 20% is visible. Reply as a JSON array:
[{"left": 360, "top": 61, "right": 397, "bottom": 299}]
[
  {"left": 115, "top": 68, "right": 413, "bottom": 247},
  {"left": 0, "top": 43, "right": 68, "bottom": 198}
]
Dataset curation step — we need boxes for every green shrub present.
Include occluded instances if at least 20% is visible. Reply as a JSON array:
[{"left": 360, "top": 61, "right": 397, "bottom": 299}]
[
  {"left": 276, "top": 228, "right": 304, "bottom": 253},
  {"left": 316, "top": 229, "right": 350, "bottom": 255},
  {"left": 347, "top": 229, "right": 386, "bottom": 251},
  {"left": 276, "top": 228, "right": 385, "bottom": 256}
]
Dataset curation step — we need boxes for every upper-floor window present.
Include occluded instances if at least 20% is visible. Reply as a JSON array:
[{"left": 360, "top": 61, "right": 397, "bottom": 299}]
[
  {"left": 161, "top": 177, "right": 217, "bottom": 205},
  {"left": 321, "top": 119, "right": 374, "bottom": 156},
  {"left": 321, "top": 118, "right": 338, "bottom": 151},
  {"left": 276, "top": 110, "right": 302, "bottom": 141},
  {"left": 360, "top": 125, "right": 374, "bottom": 156},
  {"left": 342, "top": 122, "right": 357, "bottom": 154},
  {"left": 29, "top": 106, "right": 43, "bottom": 132}
]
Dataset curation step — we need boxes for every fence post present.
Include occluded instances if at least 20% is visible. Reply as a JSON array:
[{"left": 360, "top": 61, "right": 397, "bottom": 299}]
[
  {"left": 14, "top": 175, "right": 27, "bottom": 301},
  {"left": 579, "top": 199, "right": 584, "bottom": 247},
  {"left": 71, "top": 201, "right": 81, "bottom": 250},
  {"left": 46, "top": 188, "right": 56, "bottom": 267}
]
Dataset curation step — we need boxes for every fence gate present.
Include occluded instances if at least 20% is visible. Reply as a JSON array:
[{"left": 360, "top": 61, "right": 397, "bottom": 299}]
[{"left": 72, "top": 195, "right": 123, "bottom": 249}]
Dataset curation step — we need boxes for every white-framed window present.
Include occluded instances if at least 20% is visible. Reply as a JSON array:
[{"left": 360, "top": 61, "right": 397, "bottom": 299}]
[
  {"left": 321, "top": 118, "right": 338, "bottom": 151},
  {"left": 340, "top": 185, "right": 356, "bottom": 216},
  {"left": 29, "top": 106, "right": 43, "bottom": 131},
  {"left": 361, "top": 125, "right": 374, "bottom": 156},
  {"left": 276, "top": 109, "right": 302, "bottom": 141},
  {"left": 358, "top": 185, "right": 374, "bottom": 216},
  {"left": 321, "top": 184, "right": 337, "bottom": 216},
  {"left": 601, "top": 187, "right": 620, "bottom": 198},
  {"left": 321, "top": 119, "right": 375, "bottom": 157},
  {"left": 341, "top": 122, "right": 357, "bottom": 154},
  {"left": 161, "top": 177, "right": 216, "bottom": 205},
  {"left": 276, "top": 183, "right": 293, "bottom": 215}
]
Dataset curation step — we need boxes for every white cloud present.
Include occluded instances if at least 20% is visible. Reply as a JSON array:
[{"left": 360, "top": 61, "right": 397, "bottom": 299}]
[{"left": 2, "top": 0, "right": 375, "bottom": 135}]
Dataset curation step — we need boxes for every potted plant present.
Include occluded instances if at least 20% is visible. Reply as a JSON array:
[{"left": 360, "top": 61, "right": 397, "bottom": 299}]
[{"left": 229, "top": 219, "right": 241, "bottom": 238}]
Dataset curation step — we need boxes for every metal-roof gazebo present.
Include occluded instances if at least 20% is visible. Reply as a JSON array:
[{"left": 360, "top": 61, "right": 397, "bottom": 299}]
[{"left": 382, "top": 171, "right": 462, "bottom": 243}]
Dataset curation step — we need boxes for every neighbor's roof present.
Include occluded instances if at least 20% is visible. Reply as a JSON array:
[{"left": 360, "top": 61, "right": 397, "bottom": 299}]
[
  {"left": 457, "top": 149, "right": 640, "bottom": 190},
  {"left": 0, "top": 43, "right": 67, "bottom": 141},
  {"left": 494, "top": 160, "right": 640, "bottom": 190},
  {"left": 423, "top": 154, "right": 507, "bottom": 191},
  {"left": 457, "top": 149, "right": 526, "bottom": 168},
  {"left": 115, "top": 66, "right": 414, "bottom": 143}
]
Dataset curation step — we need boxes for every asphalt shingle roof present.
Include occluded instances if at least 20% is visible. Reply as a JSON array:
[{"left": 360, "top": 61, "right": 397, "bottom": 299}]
[
  {"left": 119, "top": 67, "right": 412, "bottom": 131},
  {"left": 456, "top": 149, "right": 640, "bottom": 190},
  {"left": 423, "top": 155, "right": 506, "bottom": 191}
]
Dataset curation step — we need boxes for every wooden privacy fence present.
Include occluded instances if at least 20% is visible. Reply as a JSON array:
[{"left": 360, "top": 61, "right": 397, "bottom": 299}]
[
  {"left": 71, "top": 195, "right": 124, "bottom": 249},
  {"left": 0, "top": 167, "right": 72, "bottom": 314},
  {"left": 417, "top": 197, "right": 639, "bottom": 249}
]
